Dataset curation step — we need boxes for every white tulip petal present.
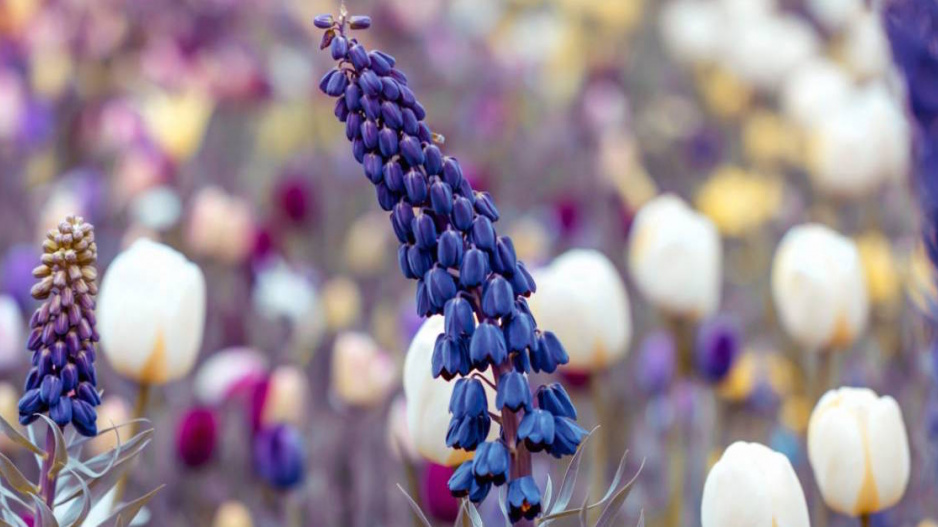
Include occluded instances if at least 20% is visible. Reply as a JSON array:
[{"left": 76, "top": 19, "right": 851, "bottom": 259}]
[{"left": 867, "top": 396, "right": 910, "bottom": 511}]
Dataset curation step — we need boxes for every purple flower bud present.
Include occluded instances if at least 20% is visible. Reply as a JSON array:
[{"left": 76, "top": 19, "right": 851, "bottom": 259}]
[
  {"left": 51, "top": 341, "right": 66, "bottom": 369},
  {"left": 381, "top": 78, "right": 401, "bottom": 101},
  {"left": 39, "top": 375, "right": 62, "bottom": 405},
  {"left": 531, "top": 331, "right": 568, "bottom": 374},
  {"left": 496, "top": 371, "right": 531, "bottom": 412},
  {"left": 389, "top": 68, "right": 408, "bottom": 85},
  {"left": 71, "top": 399, "right": 96, "bottom": 436},
  {"left": 505, "top": 312, "right": 535, "bottom": 352},
  {"left": 346, "top": 112, "right": 363, "bottom": 140},
  {"left": 76, "top": 382, "right": 100, "bottom": 406},
  {"left": 407, "top": 246, "right": 434, "bottom": 278},
  {"left": 402, "top": 108, "right": 419, "bottom": 135},
  {"left": 432, "top": 334, "right": 470, "bottom": 380},
  {"left": 507, "top": 477, "right": 542, "bottom": 523},
  {"left": 49, "top": 396, "right": 72, "bottom": 426},
  {"left": 430, "top": 181, "right": 454, "bottom": 216},
  {"left": 695, "top": 316, "right": 740, "bottom": 383},
  {"left": 349, "top": 15, "right": 372, "bottom": 29},
  {"left": 518, "top": 409, "right": 555, "bottom": 452},
  {"left": 368, "top": 51, "right": 392, "bottom": 76},
  {"left": 536, "top": 383, "right": 577, "bottom": 419},
  {"left": 459, "top": 249, "right": 489, "bottom": 288},
  {"left": 358, "top": 70, "right": 382, "bottom": 97},
  {"left": 324, "top": 69, "right": 349, "bottom": 96},
  {"left": 334, "top": 97, "right": 349, "bottom": 122},
  {"left": 361, "top": 120, "right": 379, "bottom": 149},
  {"left": 473, "top": 441, "right": 510, "bottom": 485},
  {"left": 60, "top": 364, "right": 77, "bottom": 393},
  {"left": 375, "top": 182, "right": 398, "bottom": 211},
  {"left": 17, "top": 389, "right": 42, "bottom": 423},
  {"left": 398, "top": 245, "right": 417, "bottom": 279},
  {"left": 417, "top": 122, "right": 432, "bottom": 144},
  {"left": 413, "top": 213, "right": 438, "bottom": 249},
  {"left": 416, "top": 279, "right": 432, "bottom": 317},
  {"left": 474, "top": 192, "right": 499, "bottom": 221},
  {"left": 426, "top": 267, "right": 457, "bottom": 308},
  {"left": 378, "top": 128, "right": 399, "bottom": 157},
  {"left": 403, "top": 169, "right": 428, "bottom": 204},
  {"left": 444, "top": 297, "right": 475, "bottom": 337},
  {"left": 471, "top": 217, "right": 496, "bottom": 251},
  {"left": 391, "top": 203, "right": 415, "bottom": 244},
  {"left": 363, "top": 154, "right": 383, "bottom": 184},
  {"left": 54, "top": 312, "right": 68, "bottom": 336},
  {"left": 345, "top": 84, "right": 362, "bottom": 111},
  {"left": 413, "top": 101, "right": 427, "bottom": 121},
  {"left": 384, "top": 161, "right": 405, "bottom": 193},
  {"left": 319, "top": 29, "right": 335, "bottom": 51},
  {"left": 177, "top": 407, "right": 218, "bottom": 468},
  {"left": 330, "top": 36, "right": 348, "bottom": 60},
  {"left": 437, "top": 229, "right": 464, "bottom": 268},
  {"left": 373, "top": 50, "right": 396, "bottom": 67},
  {"left": 361, "top": 94, "right": 381, "bottom": 121},
  {"left": 319, "top": 68, "right": 338, "bottom": 93},
  {"left": 313, "top": 14, "right": 334, "bottom": 29},
  {"left": 492, "top": 237, "right": 517, "bottom": 276},
  {"left": 424, "top": 145, "right": 443, "bottom": 175},
  {"left": 41, "top": 323, "right": 55, "bottom": 346},
  {"left": 352, "top": 138, "right": 366, "bottom": 163},
  {"left": 348, "top": 44, "right": 370, "bottom": 71},
  {"left": 400, "top": 85, "right": 417, "bottom": 107},
  {"left": 451, "top": 197, "right": 474, "bottom": 231},
  {"left": 27, "top": 327, "right": 42, "bottom": 351},
  {"left": 253, "top": 424, "right": 305, "bottom": 490},
  {"left": 441, "top": 158, "right": 464, "bottom": 189},
  {"left": 24, "top": 368, "right": 40, "bottom": 391},
  {"left": 65, "top": 330, "right": 80, "bottom": 354},
  {"left": 382, "top": 101, "right": 404, "bottom": 130},
  {"left": 509, "top": 262, "right": 536, "bottom": 297},
  {"left": 482, "top": 276, "right": 513, "bottom": 318}
]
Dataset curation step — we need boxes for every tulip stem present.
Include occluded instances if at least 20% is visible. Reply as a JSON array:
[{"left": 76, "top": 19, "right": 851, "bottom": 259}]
[
  {"left": 37, "top": 426, "right": 58, "bottom": 510},
  {"left": 589, "top": 374, "right": 609, "bottom": 524},
  {"left": 112, "top": 382, "right": 151, "bottom": 509},
  {"left": 861, "top": 514, "right": 871, "bottom": 527}
]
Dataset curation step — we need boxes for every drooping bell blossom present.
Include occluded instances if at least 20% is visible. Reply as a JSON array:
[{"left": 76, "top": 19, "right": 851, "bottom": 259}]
[
  {"left": 528, "top": 249, "right": 632, "bottom": 373},
  {"left": 177, "top": 407, "right": 219, "bottom": 468},
  {"left": 212, "top": 501, "right": 254, "bottom": 527},
  {"left": 317, "top": 11, "right": 588, "bottom": 516},
  {"left": 771, "top": 224, "right": 869, "bottom": 350},
  {"left": 807, "top": 387, "right": 910, "bottom": 516},
  {"left": 86, "top": 395, "right": 131, "bottom": 457},
  {"left": 193, "top": 347, "right": 269, "bottom": 407},
  {"left": 628, "top": 194, "right": 722, "bottom": 319},
  {"left": 97, "top": 238, "right": 206, "bottom": 385},
  {"left": 0, "top": 295, "right": 23, "bottom": 372},
  {"left": 695, "top": 315, "right": 741, "bottom": 383},
  {"left": 18, "top": 216, "right": 101, "bottom": 436},
  {"left": 330, "top": 331, "right": 397, "bottom": 408},
  {"left": 701, "top": 441, "right": 810, "bottom": 527},
  {"left": 253, "top": 424, "right": 305, "bottom": 490},
  {"left": 186, "top": 186, "right": 255, "bottom": 265}
]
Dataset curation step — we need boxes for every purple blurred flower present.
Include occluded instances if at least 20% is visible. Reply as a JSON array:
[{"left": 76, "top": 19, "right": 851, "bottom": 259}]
[
  {"left": 177, "top": 407, "right": 219, "bottom": 467},
  {"left": 695, "top": 315, "right": 741, "bottom": 383},
  {"left": 635, "top": 331, "right": 676, "bottom": 396},
  {"left": 274, "top": 175, "right": 315, "bottom": 224},
  {"left": 421, "top": 463, "right": 460, "bottom": 522},
  {"left": 1, "top": 244, "right": 40, "bottom": 309},
  {"left": 253, "top": 424, "right": 305, "bottom": 490}
]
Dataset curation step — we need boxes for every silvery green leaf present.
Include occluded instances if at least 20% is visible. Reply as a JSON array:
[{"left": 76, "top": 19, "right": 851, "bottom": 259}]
[
  {"left": 542, "top": 474, "right": 553, "bottom": 513},
  {"left": 0, "top": 484, "right": 30, "bottom": 509},
  {"left": 598, "top": 450, "right": 630, "bottom": 506},
  {"left": 0, "top": 452, "right": 39, "bottom": 496},
  {"left": 636, "top": 510, "right": 645, "bottom": 527},
  {"left": 497, "top": 486, "right": 510, "bottom": 527},
  {"left": 453, "top": 500, "right": 483, "bottom": 527},
  {"left": 66, "top": 420, "right": 148, "bottom": 456},
  {"left": 100, "top": 485, "right": 164, "bottom": 527},
  {"left": 30, "top": 494, "right": 59, "bottom": 527},
  {"left": 57, "top": 468, "right": 92, "bottom": 527},
  {"left": 64, "top": 428, "right": 152, "bottom": 482},
  {"left": 396, "top": 484, "right": 432, "bottom": 527},
  {"left": 55, "top": 446, "right": 149, "bottom": 509},
  {"left": 578, "top": 493, "right": 589, "bottom": 527},
  {"left": 34, "top": 415, "right": 68, "bottom": 479},
  {"left": 465, "top": 501, "right": 483, "bottom": 527},
  {"left": 593, "top": 459, "right": 644, "bottom": 527},
  {"left": 0, "top": 413, "right": 43, "bottom": 456},
  {"left": 547, "top": 426, "right": 598, "bottom": 516}
]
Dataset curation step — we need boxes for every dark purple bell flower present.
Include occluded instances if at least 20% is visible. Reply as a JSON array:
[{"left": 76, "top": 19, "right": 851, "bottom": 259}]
[
  {"left": 472, "top": 441, "right": 510, "bottom": 485},
  {"left": 495, "top": 371, "right": 531, "bottom": 412},
  {"left": 518, "top": 409, "right": 555, "bottom": 452},
  {"left": 695, "top": 315, "right": 741, "bottom": 383},
  {"left": 253, "top": 424, "right": 305, "bottom": 490},
  {"left": 507, "top": 476, "right": 541, "bottom": 523},
  {"left": 177, "top": 407, "right": 218, "bottom": 468}
]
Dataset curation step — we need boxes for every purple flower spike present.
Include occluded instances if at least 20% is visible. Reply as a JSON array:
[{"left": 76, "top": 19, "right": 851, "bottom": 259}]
[{"left": 17, "top": 217, "right": 100, "bottom": 436}]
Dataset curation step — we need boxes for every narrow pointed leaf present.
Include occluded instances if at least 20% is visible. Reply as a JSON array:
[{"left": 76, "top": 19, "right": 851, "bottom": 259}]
[
  {"left": 578, "top": 493, "right": 589, "bottom": 527},
  {"left": 0, "top": 414, "right": 43, "bottom": 456},
  {"left": 30, "top": 494, "right": 58, "bottom": 527},
  {"left": 396, "top": 484, "right": 432, "bottom": 527},
  {"left": 542, "top": 474, "right": 553, "bottom": 513},
  {"left": 0, "top": 452, "right": 38, "bottom": 496},
  {"left": 548, "top": 426, "right": 598, "bottom": 514},
  {"left": 593, "top": 459, "right": 645, "bottom": 527},
  {"left": 59, "top": 468, "right": 92, "bottom": 527},
  {"left": 104, "top": 484, "right": 164, "bottom": 527}
]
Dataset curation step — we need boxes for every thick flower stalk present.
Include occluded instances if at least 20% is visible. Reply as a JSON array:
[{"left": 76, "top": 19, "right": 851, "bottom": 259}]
[
  {"left": 315, "top": 9, "right": 586, "bottom": 522},
  {"left": 18, "top": 216, "right": 100, "bottom": 437}
]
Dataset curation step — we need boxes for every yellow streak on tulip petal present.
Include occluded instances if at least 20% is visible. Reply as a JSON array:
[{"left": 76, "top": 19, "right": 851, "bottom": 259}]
[
  {"left": 827, "top": 311, "right": 854, "bottom": 349},
  {"left": 139, "top": 330, "right": 168, "bottom": 385},
  {"left": 593, "top": 340, "right": 609, "bottom": 370},
  {"left": 854, "top": 412, "right": 879, "bottom": 515}
]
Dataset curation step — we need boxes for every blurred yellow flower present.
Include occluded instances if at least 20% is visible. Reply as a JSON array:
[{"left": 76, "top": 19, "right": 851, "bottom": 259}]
[
  {"left": 718, "top": 350, "right": 757, "bottom": 402},
  {"left": 321, "top": 276, "right": 363, "bottom": 332},
  {"left": 0, "top": 0, "right": 39, "bottom": 36},
  {"left": 556, "top": 0, "right": 644, "bottom": 34},
  {"left": 907, "top": 243, "right": 938, "bottom": 314},
  {"left": 695, "top": 166, "right": 783, "bottom": 238},
  {"left": 742, "top": 111, "right": 801, "bottom": 167},
  {"left": 718, "top": 350, "right": 798, "bottom": 403},
  {"left": 855, "top": 232, "right": 901, "bottom": 309},
  {"left": 780, "top": 395, "right": 812, "bottom": 434},
  {"left": 256, "top": 102, "right": 315, "bottom": 159},
  {"left": 31, "top": 50, "right": 73, "bottom": 99},
  {"left": 213, "top": 501, "right": 253, "bottom": 527},
  {"left": 140, "top": 89, "right": 214, "bottom": 162},
  {"left": 696, "top": 67, "right": 753, "bottom": 120}
]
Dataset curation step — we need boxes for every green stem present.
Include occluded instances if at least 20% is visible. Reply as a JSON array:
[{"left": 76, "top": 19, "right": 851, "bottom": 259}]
[{"left": 112, "top": 382, "right": 150, "bottom": 508}]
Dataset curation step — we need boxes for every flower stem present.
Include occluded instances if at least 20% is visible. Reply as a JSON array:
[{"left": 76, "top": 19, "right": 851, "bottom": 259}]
[
  {"left": 37, "top": 426, "right": 57, "bottom": 510},
  {"left": 112, "top": 382, "right": 150, "bottom": 508},
  {"left": 861, "top": 514, "right": 871, "bottom": 527},
  {"left": 494, "top": 362, "right": 534, "bottom": 527}
]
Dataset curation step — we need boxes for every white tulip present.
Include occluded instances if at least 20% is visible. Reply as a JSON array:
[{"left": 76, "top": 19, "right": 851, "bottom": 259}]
[
  {"left": 702, "top": 441, "right": 810, "bottom": 527},
  {"left": 782, "top": 58, "right": 853, "bottom": 128},
  {"left": 771, "top": 224, "right": 868, "bottom": 350},
  {"left": 331, "top": 331, "right": 397, "bottom": 408},
  {"left": 843, "top": 12, "right": 892, "bottom": 79},
  {"left": 806, "top": 0, "right": 864, "bottom": 32},
  {"left": 809, "top": 84, "right": 910, "bottom": 198},
  {"left": 808, "top": 387, "right": 910, "bottom": 516},
  {"left": 628, "top": 194, "right": 721, "bottom": 319},
  {"left": 529, "top": 249, "right": 631, "bottom": 372},
  {"left": 659, "top": 1, "right": 724, "bottom": 65},
  {"left": 0, "top": 295, "right": 23, "bottom": 372},
  {"left": 259, "top": 365, "right": 308, "bottom": 428},
  {"left": 403, "top": 316, "right": 498, "bottom": 466},
  {"left": 252, "top": 259, "right": 325, "bottom": 351},
  {"left": 721, "top": 14, "right": 820, "bottom": 91},
  {"left": 98, "top": 238, "right": 206, "bottom": 385}
]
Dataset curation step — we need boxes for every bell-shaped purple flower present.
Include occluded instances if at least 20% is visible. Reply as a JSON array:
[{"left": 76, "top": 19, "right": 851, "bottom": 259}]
[
  {"left": 253, "top": 424, "right": 305, "bottom": 490},
  {"left": 536, "top": 383, "right": 577, "bottom": 420},
  {"left": 495, "top": 371, "right": 531, "bottom": 412},
  {"left": 518, "top": 409, "right": 556, "bottom": 452},
  {"left": 469, "top": 322, "right": 507, "bottom": 370},
  {"left": 472, "top": 441, "right": 510, "bottom": 485},
  {"left": 507, "top": 476, "right": 542, "bottom": 523}
]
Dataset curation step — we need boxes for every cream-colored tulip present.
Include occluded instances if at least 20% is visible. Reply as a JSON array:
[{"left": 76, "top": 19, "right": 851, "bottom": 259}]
[
  {"left": 659, "top": 1, "right": 723, "bottom": 65},
  {"left": 320, "top": 276, "right": 362, "bottom": 332},
  {"left": 628, "top": 194, "right": 721, "bottom": 319},
  {"left": 98, "top": 238, "right": 206, "bottom": 385},
  {"left": 86, "top": 396, "right": 132, "bottom": 457},
  {"left": 771, "top": 224, "right": 868, "bottom": 350},
  {"left": 702, "top": 441, "right": 810, "bottom": 527},
  {"left": 529, "top": 249, "right": 631, "bottom": 372},
  {"left": 0, "top": 295, "right": 23, "bottom": 372},
  {"left": 721, "top": 13, "right": 819, "bottom": 92},
  {"left": 808, "top": 387, "right": 910, "bottom": 516},
  {"left": 213, "top": 501, "right": 253, "bottom": 527},
  {"left": 252, "top": 260, "right": 325, "bottom": 352},
  {"left": 0, "top": 382, "right": 20, "bottom": 452},
  {"left": 806, "top": 0, "right": 863, "bottom": 31},
  {"left": 259, "top": 365, "right": 308, "bottom": 428},
  {"left": 403, "top": 316, "right": 498, "bottom": 466},
  {"left": 344, "top": 212, "right": 393, "bottom": 277},
  {"left": 186, "top": 186, "right": 254, "bottom": 264},
  {"left": 331, "top": 331, "right": 397, "bottom": 408},
  {"left": 781, "top": 58, "right": 853, "bottom": 128}
]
